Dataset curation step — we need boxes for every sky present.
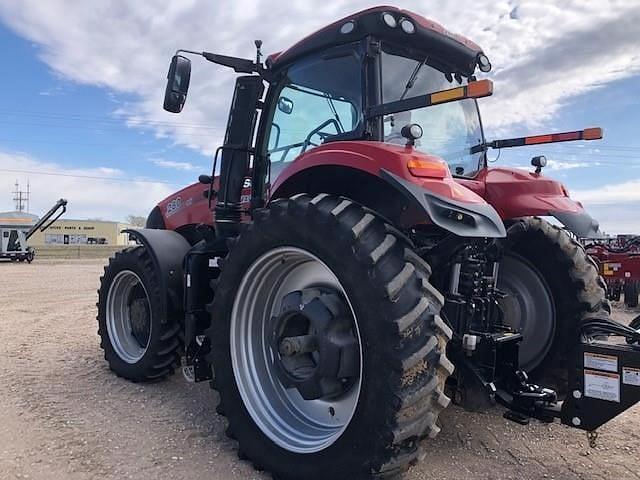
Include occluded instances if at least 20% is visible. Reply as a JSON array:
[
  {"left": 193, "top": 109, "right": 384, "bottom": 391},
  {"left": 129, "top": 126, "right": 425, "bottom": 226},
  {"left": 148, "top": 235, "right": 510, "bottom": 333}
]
[{"left": 0, "top": 0, "right": 638, "bottom": 233}]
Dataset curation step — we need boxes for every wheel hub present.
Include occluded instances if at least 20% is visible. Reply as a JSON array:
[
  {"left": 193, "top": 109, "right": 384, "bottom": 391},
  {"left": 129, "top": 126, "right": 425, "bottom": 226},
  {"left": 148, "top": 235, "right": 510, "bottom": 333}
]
[
  {"left": 129, "top": 297, "right": 150, "bottom": 348},
  {"left": 105, "top": 270, "right": 152, "bottom": 364},
  {"left": 272, "top": 289, "right": 359, "bottom": 400}
]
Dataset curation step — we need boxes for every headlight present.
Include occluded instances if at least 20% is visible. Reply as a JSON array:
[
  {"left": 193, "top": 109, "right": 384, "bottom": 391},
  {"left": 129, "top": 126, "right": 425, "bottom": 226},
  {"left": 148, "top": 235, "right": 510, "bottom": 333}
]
[
  {"left": 339, "top": 20, "right": 355, "bottom": 34},
  {"left": 477, "top": 54, "right": 492, "bottom": 72},
  {"left": 400, "top": 18, "right": 416, "bottom": 34},
  {"left": 381, "top": 12, "right": 397, "bottom": 28}
]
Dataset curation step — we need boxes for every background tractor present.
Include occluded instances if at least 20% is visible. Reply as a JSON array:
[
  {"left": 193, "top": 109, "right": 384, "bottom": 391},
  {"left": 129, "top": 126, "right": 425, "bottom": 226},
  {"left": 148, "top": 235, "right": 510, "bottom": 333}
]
[{"left": 96, "top": 6, "right": 640, "bottom": 479}]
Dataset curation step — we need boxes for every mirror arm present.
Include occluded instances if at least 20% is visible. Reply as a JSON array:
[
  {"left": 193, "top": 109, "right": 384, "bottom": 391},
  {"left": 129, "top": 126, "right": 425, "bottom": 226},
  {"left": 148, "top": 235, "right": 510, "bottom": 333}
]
[{"left": 176, "top": 49, "right": 257, "bottom": 74}]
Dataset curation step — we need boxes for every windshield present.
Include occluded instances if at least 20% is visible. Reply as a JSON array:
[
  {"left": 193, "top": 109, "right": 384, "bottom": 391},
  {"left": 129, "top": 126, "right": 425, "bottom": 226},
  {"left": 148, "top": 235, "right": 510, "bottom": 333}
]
[{"left": 381, "top": 44, "right": 485, "bottom": 177}]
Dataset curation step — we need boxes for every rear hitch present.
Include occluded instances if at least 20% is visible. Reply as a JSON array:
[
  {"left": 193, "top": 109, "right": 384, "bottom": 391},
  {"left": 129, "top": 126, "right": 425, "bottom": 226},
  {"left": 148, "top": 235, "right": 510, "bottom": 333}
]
[{"left": 491, "top": 317, "right": 640, "bottom": 435}]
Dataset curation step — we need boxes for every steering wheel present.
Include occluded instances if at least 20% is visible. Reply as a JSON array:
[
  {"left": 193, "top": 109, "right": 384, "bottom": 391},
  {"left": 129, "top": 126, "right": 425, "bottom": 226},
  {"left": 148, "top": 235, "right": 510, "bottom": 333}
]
[{"left": 302, "top": 118, "right": 342, "bottom": 153}]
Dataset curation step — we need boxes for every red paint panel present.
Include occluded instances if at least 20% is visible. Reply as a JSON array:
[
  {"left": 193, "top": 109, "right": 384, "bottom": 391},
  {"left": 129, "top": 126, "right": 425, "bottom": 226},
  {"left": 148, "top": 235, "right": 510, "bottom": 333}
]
[
  {"left": 462, "top": 167, "right": 586, "bottom": 219},
  {"left": 270, "top": 141, "right": 486, "bottom": 205}
]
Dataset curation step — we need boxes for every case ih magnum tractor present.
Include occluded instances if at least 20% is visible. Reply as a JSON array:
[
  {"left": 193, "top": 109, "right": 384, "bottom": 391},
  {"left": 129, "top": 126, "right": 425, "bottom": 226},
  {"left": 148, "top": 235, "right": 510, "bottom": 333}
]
[{"left": 97, "top": 7, "right": 640, "bottom": 478}]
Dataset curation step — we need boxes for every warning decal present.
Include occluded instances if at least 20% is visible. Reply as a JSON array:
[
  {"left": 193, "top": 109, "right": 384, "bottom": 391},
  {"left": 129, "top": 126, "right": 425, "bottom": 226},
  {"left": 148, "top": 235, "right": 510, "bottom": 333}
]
[
  {"left": 584, "top": 352, "right": 618, "bottom": 372},
  {"left": 623, "top": 367, "right": 640, "bottom": 386},
  {"left": 584, "top": 369, "right": 620, "bottom": 403}
]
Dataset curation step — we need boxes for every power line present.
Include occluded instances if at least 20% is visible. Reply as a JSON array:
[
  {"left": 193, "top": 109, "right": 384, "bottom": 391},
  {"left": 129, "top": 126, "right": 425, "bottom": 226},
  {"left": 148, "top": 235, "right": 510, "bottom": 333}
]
[
  {"left": 0, "top": 168, "right": 184, "bottom": 186},
  {"left": 0, "top": 109, "right": 224, "bottom": 130}
]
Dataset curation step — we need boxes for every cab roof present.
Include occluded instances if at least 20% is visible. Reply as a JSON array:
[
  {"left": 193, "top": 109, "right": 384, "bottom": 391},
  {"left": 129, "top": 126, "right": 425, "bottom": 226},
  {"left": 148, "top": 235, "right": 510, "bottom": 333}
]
[{"left": 266, "top": 6, "right": 486, "bottom": 77}]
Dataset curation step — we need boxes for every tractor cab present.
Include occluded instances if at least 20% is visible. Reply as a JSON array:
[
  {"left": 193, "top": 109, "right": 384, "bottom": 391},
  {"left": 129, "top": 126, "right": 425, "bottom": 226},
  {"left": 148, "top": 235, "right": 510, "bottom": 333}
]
[{"left": 162, "top": 6, "right": 498, "bottom": 236}]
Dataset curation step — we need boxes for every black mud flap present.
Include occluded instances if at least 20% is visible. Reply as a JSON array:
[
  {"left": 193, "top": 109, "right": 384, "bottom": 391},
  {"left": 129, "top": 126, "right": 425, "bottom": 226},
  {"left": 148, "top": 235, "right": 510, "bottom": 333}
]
[
  {"left": 380, "top": 169, "right": 506, "bottom": 238},
  {"left": 123, "top": 228, "right": 191, "bottom": 323},
  {"left": 551, "top": 210, "right": 602, "bottom": 238}
]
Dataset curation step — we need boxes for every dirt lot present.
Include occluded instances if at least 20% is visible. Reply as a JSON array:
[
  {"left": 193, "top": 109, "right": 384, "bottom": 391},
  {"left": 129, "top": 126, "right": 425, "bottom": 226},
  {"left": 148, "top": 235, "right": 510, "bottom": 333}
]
[{"left": 1, "top": 259, "right": 639, "bottom": 480}]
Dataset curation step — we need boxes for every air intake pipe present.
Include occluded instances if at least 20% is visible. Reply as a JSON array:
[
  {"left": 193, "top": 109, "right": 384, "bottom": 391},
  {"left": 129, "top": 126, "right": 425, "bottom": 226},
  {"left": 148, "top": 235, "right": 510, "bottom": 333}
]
[{"left": 214, "top": 75, "right": 264, "bottom": 238}]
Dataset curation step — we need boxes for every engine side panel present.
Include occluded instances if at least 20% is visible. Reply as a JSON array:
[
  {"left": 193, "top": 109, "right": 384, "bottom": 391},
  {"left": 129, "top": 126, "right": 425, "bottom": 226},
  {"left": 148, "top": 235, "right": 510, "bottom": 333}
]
[
  {"left": 458, "top": 167, "right": 581, "bottom": 219},
  {"left": 456, "top": 166, "right": 601, "bottom": 237}
]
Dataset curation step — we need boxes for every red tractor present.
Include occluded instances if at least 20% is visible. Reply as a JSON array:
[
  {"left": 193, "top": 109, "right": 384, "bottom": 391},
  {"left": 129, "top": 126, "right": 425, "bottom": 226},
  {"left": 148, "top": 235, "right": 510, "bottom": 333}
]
[{"left": 96, "top": 7, "right": 640, "bottom": 478}]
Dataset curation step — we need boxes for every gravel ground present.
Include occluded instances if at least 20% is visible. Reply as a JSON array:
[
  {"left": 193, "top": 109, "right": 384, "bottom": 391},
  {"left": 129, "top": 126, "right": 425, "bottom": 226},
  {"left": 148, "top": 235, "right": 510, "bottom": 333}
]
[{"left": 1, "top": 258, "right": 639, "bottom": 480}]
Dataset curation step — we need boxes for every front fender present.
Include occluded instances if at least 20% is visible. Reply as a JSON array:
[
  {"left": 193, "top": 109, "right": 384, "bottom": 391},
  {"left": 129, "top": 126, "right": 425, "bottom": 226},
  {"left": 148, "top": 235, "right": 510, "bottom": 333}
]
[
  {"left": 381, "top": 170, "right": 506, "bottom": 238},
  {"left": 123, "top": 228, "right": 191, "bottom": 322},
  {"left": 550, "top": 210, "right": 601, "bottom": 238}
]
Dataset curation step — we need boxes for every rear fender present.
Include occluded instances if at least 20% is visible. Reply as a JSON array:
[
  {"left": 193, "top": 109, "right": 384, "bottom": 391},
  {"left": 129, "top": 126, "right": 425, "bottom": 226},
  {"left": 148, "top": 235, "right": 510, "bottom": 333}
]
[
  {"left": 270, "top": 141, "right": 506, "bottom": 238},
  {"left": 123, "top": 228, "right": 191, "bottom": 323}
]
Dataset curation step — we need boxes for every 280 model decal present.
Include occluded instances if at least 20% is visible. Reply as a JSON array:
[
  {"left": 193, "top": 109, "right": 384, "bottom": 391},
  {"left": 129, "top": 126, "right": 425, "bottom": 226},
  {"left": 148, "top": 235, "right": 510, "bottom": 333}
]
[{"left": 166, "top": 196, "right": 193, "bottom": 217}]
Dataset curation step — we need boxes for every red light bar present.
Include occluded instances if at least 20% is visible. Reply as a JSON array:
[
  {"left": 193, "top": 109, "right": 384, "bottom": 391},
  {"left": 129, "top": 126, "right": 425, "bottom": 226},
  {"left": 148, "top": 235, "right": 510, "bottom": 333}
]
[{"left": 491, "top": 127, "right": 603, "bottom": 150}]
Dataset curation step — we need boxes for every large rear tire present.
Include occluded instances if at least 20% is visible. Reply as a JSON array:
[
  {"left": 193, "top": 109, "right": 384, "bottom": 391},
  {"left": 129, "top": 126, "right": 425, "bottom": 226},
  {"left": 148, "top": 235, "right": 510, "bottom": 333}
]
[
  {"left": 97, "top": 246, "right": 181, "bottom": 382},
  {"left": 207, "top": 194, "right": 453, "bottom": 479},
  {"left": 503, "top": 217, "right": 610, "bottom": 390}
]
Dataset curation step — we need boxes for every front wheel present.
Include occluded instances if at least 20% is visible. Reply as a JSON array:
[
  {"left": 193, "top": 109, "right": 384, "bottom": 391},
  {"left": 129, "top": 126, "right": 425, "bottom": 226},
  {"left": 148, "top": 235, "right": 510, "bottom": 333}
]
[
  {"left": 208, "top": 194, "right": 453, "bottom": 479},
  {"left": 625, "top": 281, "right": 639, "bottom": 308},
  {"left": 97, "top": 247, "right": 181, "bottom": 382}
]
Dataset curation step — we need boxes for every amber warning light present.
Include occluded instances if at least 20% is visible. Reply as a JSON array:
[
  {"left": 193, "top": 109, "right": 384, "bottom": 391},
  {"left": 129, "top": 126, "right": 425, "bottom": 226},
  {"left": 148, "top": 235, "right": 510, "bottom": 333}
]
[{"left": 368, "top": 79, "right": 493, "bottom": 118}]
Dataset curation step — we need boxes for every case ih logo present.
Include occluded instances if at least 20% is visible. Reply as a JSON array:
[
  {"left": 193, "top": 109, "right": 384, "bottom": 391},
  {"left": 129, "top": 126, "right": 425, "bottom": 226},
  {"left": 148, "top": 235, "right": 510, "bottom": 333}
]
[{"left": 166, "top": 196, "right": 182, "bottom": 217}]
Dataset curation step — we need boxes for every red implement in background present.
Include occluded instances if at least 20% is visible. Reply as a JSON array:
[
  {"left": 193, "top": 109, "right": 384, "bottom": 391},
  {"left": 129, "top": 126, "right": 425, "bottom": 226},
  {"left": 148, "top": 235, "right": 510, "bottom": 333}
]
[{"left": 585, "top": 236, "right": 640, "bottom": 307}]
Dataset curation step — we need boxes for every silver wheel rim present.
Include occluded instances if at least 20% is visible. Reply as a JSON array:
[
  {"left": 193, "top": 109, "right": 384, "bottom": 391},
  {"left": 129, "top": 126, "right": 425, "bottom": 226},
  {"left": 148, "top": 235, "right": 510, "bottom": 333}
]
[
  {"left": 106, "top": 270, "right": 151, "bottom": 364},
  {"left": 498, "top": 254, "right": 555, "bottom": 371},
  {"left": 230, "top": 246, "right": 363, "bottom": 454}
]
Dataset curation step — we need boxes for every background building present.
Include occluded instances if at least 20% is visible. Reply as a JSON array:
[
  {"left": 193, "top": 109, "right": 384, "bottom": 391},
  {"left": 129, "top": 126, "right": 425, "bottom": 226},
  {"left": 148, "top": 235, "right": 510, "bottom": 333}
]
[{"left": 28, "top": 219, "right": 132, "bottom": 247}]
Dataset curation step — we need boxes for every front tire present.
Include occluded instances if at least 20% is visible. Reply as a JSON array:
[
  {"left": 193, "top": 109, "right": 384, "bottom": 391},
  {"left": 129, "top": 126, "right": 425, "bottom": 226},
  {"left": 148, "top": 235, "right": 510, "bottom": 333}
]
[
  {"left": 625, "top": 281, "right": 639, "bottom": 308},
  {"left": 97, "top": 246, "right": 181, "bottom": 382},
  {"left": 208, "top": 194, "right": 453, "bottom": 479}
]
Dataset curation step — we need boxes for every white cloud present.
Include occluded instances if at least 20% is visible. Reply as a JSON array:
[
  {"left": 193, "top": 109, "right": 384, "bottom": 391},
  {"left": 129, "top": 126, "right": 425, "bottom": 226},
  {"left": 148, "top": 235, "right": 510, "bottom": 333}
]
[
  {"left": 573, "top": 178, "right": 640, "bottom": 204},
  {"left": 546, "top": 159, "right": 590, "bottom": 171},
  {"left": 0, "top": 0, "right": 638, "bottom": 152},
  {"left": 0, "top": 1, "right": 638, "bottom": 232},
  {"left": 149, "top": 158, "right": 198, "bottom": 171},
  {"left": 571, "top": 178, "right": 640, "bottom": 233},
  {"left": 582, "top": 203, "right": 640, "bottom": 235},
  {"left": 0, "top": 151, "right": 175, "bottom": 221}
]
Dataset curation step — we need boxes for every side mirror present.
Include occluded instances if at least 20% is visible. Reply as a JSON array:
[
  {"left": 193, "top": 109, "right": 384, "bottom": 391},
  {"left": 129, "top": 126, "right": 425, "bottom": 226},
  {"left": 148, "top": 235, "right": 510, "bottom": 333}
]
[
  {"left": 198, "top": 174, "right": 212, "bottom": 184},
  {"left": 163, "top": 55, "right": 191, "bottom": 113},
  {"left": 277, "top": 96, "right": 294, "bottom": 115}
]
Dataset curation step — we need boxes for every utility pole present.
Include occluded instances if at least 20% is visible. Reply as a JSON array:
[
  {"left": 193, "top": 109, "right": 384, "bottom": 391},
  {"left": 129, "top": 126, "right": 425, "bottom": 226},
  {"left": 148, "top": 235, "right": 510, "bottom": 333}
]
[{"left": 13, "top": 180, "right": 30, "bottom": 212}]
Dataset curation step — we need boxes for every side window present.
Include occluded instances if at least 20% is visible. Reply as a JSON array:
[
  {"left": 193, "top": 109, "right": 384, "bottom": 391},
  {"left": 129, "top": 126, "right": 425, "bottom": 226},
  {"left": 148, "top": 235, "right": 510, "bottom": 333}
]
[{"left": 266, "top": 49, "right": 362, "bottom": 179}]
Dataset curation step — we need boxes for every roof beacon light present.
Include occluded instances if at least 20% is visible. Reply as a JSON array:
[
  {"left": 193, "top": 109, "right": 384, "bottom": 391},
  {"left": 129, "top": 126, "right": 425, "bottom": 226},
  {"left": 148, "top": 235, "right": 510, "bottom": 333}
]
[
  {"left": 340, "top": 20, "right": 355, "bottom": 34},
  {"left": 381, "top": 12, "right": 397, "bottom": 28},
  {"left": 400, "top": 18, "right": 416, "bottom": 34},
  {"left": 477, "top": 54, "right": 492, "bottom": 73}
]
